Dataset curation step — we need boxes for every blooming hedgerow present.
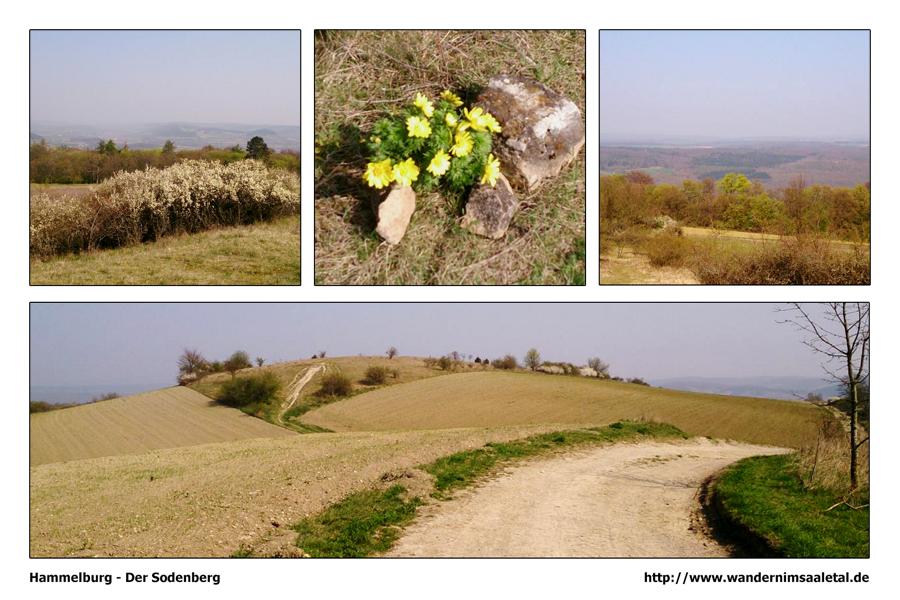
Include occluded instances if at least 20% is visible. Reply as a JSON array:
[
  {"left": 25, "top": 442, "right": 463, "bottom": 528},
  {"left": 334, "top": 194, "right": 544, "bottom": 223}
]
[
  {"left": 30, "top": 159, "right": 299, "bottom": 257},
  {"left": 363, "top": 90, "right": 502, "bottom": 196}
]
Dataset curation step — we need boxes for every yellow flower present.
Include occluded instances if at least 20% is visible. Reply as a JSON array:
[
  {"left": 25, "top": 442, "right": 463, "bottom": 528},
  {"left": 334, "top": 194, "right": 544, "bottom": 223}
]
[
  {"left": 363, "top": 159, "right": 394, "bottom": 189},
  {"left": 481, "top": 153, "right": 500, "bottom": 187},
  {"left": 426, "top": 149, "right": 451, "bottom": 177},
  {"left": 445, "top": 112, "right": 458, "bottom": 128},
  {"left": 392, "top": 158, "right": 420, "bottom": 187},
  {"left": 406, "top": 115, "right": 432, "bottom": 138},
  {"left": 450, "top": 129, "right": 473, "bottom": 157},
  {"left": 464, "top": 106, "right": 491, "bottom": 132},
  {"left": 414, "top": 92, "right": 434, "bottom": 117},
  {"left": 440, "top": 90, "right": 464, "bottom": 107},
  {"left": 482, "top": 112, "right": 502, "bottom": 133},
  {"left": 455, "top": 119, "right": 470, "bottom": 133}
]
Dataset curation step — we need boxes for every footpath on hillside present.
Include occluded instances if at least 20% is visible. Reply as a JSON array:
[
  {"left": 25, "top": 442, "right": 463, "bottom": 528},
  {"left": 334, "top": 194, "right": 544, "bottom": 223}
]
[{"left": 389, "top": 439, "right": 786, "bottom": 557}]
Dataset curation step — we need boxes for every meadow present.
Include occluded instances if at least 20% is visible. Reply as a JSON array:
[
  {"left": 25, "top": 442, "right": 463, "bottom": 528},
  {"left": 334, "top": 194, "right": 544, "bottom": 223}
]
[{"left": 314, "top": 30, "right": 585, "bottom": 285}]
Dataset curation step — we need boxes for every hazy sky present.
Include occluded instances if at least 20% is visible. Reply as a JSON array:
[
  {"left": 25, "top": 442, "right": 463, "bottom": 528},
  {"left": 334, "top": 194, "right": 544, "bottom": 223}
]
[
  {"left": 600, "top": 30, "right": 870, "bottom": 142},
  {"left": 30, "top": 30, "right": 300, "bottom": 126},
  {"left": 30, "top": 303, "right": 831, "bottom": 389}
]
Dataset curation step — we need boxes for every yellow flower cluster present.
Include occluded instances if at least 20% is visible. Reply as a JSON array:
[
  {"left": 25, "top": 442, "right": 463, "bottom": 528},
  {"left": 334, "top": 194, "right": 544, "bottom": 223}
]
[{"left": 363, "top": 91, "right": 503, "bottom": 189}]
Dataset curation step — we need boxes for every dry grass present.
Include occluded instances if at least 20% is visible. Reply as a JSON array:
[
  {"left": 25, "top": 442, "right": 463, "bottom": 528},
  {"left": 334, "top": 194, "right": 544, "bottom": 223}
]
[
  {"left": 302, "top": 371, "right": 820, "bottom": 448},
  {"left": 29, "top": 387, "right": 293, "bottom": 466},
  {"left": 30, "top": 215, "right": 300, "bottom": 285},
  {"left": 314, "top": 30, "right": 586, "bottom": 285},
  {"left": 601, "top": 227, "right": 870, "bottom": 285},
  {"left": 30, "top": 424, "right": 558, "bottom": 557},
  {"left": 797, "top": 414, "right": 869, "bottom": 495}
]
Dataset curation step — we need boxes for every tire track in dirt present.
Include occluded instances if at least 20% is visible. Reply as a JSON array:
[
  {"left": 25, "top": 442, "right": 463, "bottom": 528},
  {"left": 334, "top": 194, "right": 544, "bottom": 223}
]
[
  {"left": 277, "top": 364, "right": 326, "bottom": 424},
  {"left": 388, "top": 439, "right": 788, "bottom": 557}
]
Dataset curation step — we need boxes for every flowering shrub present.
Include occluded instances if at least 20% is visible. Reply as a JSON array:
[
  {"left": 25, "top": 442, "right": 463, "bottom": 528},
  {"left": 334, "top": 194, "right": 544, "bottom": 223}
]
[
  {"left": 363, "top": 91, "right": 502, "bottom": 196},
  {"left": 30, "top": 160, "right": 299, "bottom": 257}
]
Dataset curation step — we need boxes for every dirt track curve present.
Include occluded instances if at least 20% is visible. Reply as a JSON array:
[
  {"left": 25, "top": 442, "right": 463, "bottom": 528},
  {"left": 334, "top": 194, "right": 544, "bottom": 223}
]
[{"left": 389, "top": 439, "right": 787, "bottom": 557}]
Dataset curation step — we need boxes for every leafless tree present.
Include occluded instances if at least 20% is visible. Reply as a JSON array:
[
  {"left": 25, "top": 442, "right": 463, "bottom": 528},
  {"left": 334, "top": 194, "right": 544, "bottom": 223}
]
[
  {"left": 587, "top": 357, "right": 610, "bottom": 378},
  {"left": 386, "top": 346, "right": 398, "bottom": 360},
  {"left": 178, "top": 348, "right": 208, "bottom": 375},
  {"left": 778, "top": 302, "right": 869, "bottom": 490}
]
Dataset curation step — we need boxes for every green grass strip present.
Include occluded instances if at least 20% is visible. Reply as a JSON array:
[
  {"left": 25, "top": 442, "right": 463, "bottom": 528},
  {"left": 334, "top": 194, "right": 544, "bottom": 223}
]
[
  {"left": 425, "top": 420, "right": 687, "bottom": 497},
  {"left": 714, "top": 454, "right": 869, "bottom": 558},
  {"left": 293, "top": 485, "right": 421, "bottom": 558}
]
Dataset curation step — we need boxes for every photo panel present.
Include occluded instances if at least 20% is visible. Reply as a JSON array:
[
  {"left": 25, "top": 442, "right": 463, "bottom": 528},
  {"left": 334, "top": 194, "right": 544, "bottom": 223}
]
[
  {"left": 29, "top": 29, "right": 301, "bottom": 286},
  {"left": 314, "top": 30, "right": 587, "bottom": 286},
  {"left": 30, "top": 302, "right": 868, "bottom": 558},
  {"left": 599, "top": 30, "right": 870, "bottom": 285}
]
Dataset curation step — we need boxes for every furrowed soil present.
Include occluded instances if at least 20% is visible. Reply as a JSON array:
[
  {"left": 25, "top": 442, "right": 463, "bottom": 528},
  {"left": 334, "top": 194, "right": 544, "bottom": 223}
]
[
  {"left": 302, "top": 371, "right": 819, "bottom": 448},
  {"left": 389, "top": 439, "right": 788, "bottom": 557},
  {"left": 30, "top": 425, "right": 556, "bottom": 557},
  {"left": 30, "top": 387, "right": 293, "bottom": 466}
]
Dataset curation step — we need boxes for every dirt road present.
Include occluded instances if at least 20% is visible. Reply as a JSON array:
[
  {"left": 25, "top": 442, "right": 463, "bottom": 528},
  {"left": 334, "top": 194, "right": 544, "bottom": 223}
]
[{"left": 389, "top": 439, "right": 787, "bottom": 557}]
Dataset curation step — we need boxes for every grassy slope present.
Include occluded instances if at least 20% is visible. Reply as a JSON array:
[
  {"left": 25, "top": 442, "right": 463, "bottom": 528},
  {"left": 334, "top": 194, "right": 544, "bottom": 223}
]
[
  {"left": 30, "top": 215, "right": 299, "bottom": 285},
  {"left": 714, "top": 454, "right": 869, "bottom": 557},
  {"left": 190, "top": 356, "right": 440, "bottom": 430},
  {"left": 30, "top": 424, "right": 556, "bottom": 557},
  {"left": 30, "top": 386, "right": 293, "bottom": 466},
  {"left": 314, "top": 30, "right": 585, "bottom": 285},
  {"left": 302, "top": 370, "right": 819, "bottom": 448}
]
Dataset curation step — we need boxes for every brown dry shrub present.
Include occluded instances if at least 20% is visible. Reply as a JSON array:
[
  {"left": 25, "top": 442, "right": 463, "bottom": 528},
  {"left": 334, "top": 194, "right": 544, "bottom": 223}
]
[
  {"left": 692, "top": 236, "right": 869, "bottom": 285},
  {"left": 640, "top": 232, "right": 693, "bottom": 268}
]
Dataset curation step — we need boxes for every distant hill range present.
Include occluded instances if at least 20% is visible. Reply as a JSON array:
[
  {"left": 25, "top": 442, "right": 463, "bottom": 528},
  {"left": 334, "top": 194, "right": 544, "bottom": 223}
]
[
  {"left": 600, "top": 141, "right": 869, "bottom": 188},
  {"left": 651, "top": 375, "right": 845, "bottom": 401},
  {"left": 29, "top": 121, "right": 300, "bottom": 152}
]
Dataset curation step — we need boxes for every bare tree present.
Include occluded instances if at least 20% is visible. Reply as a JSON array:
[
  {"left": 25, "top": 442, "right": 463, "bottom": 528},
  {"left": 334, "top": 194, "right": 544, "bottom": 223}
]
[
  {"left": 778, "top": 303, "right": 870, "bottom": 490},
  {"left": 178, "top": 348, "right": 208, "bottom": 375},
  {"left": 524, "top": 348, "right": 541, "bottom": 371},
  {"left": 587, "top": 357, "right": 610, "bottom": 378},
  {"left": 386, "top": 346, "right": 398, "bottom": 360}
]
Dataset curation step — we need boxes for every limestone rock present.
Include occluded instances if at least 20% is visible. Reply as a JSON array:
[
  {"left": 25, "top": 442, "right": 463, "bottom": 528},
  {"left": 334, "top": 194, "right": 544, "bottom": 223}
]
[
  {"left": 579, "top": 367, "right": 598, "bottom": 378},
  {"left": 375, "top": 185, "right": 416, "bottom": 245},
  {"left": 460, "top": 173, "right": 518, "bottom": 239},
  {"left": 537, "top": 365, "right": 565, "bottom": 375},
  {"left": 476, "top": 75, "right": 585, "bottom": 190}
]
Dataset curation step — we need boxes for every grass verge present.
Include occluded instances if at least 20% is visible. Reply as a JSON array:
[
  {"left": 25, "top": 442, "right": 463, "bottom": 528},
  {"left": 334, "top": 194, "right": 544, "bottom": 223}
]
[
  {"left": 30, "top": 215, "right": 299, "bottom": 285},
  {"left": 288, "top": 420, "right": 687, "bottom": 556},
  {"left": 293, "top": 485, "right": 421, "bottom": 557},
  {"left": 712, "top": 454, "right": 869, "bottom": 557}
]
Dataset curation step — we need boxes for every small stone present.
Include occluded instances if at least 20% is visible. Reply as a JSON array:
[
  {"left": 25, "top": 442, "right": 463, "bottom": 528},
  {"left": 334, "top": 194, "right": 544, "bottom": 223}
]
[
  {"left": 460, "top": 173, "right": 518, "bottom": 239},
  {"left": 476, "top": 75, "right": 585, "bottom": 190},
  {"left": 375, "top": 185, "right": 416, "bottom": 245}
]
